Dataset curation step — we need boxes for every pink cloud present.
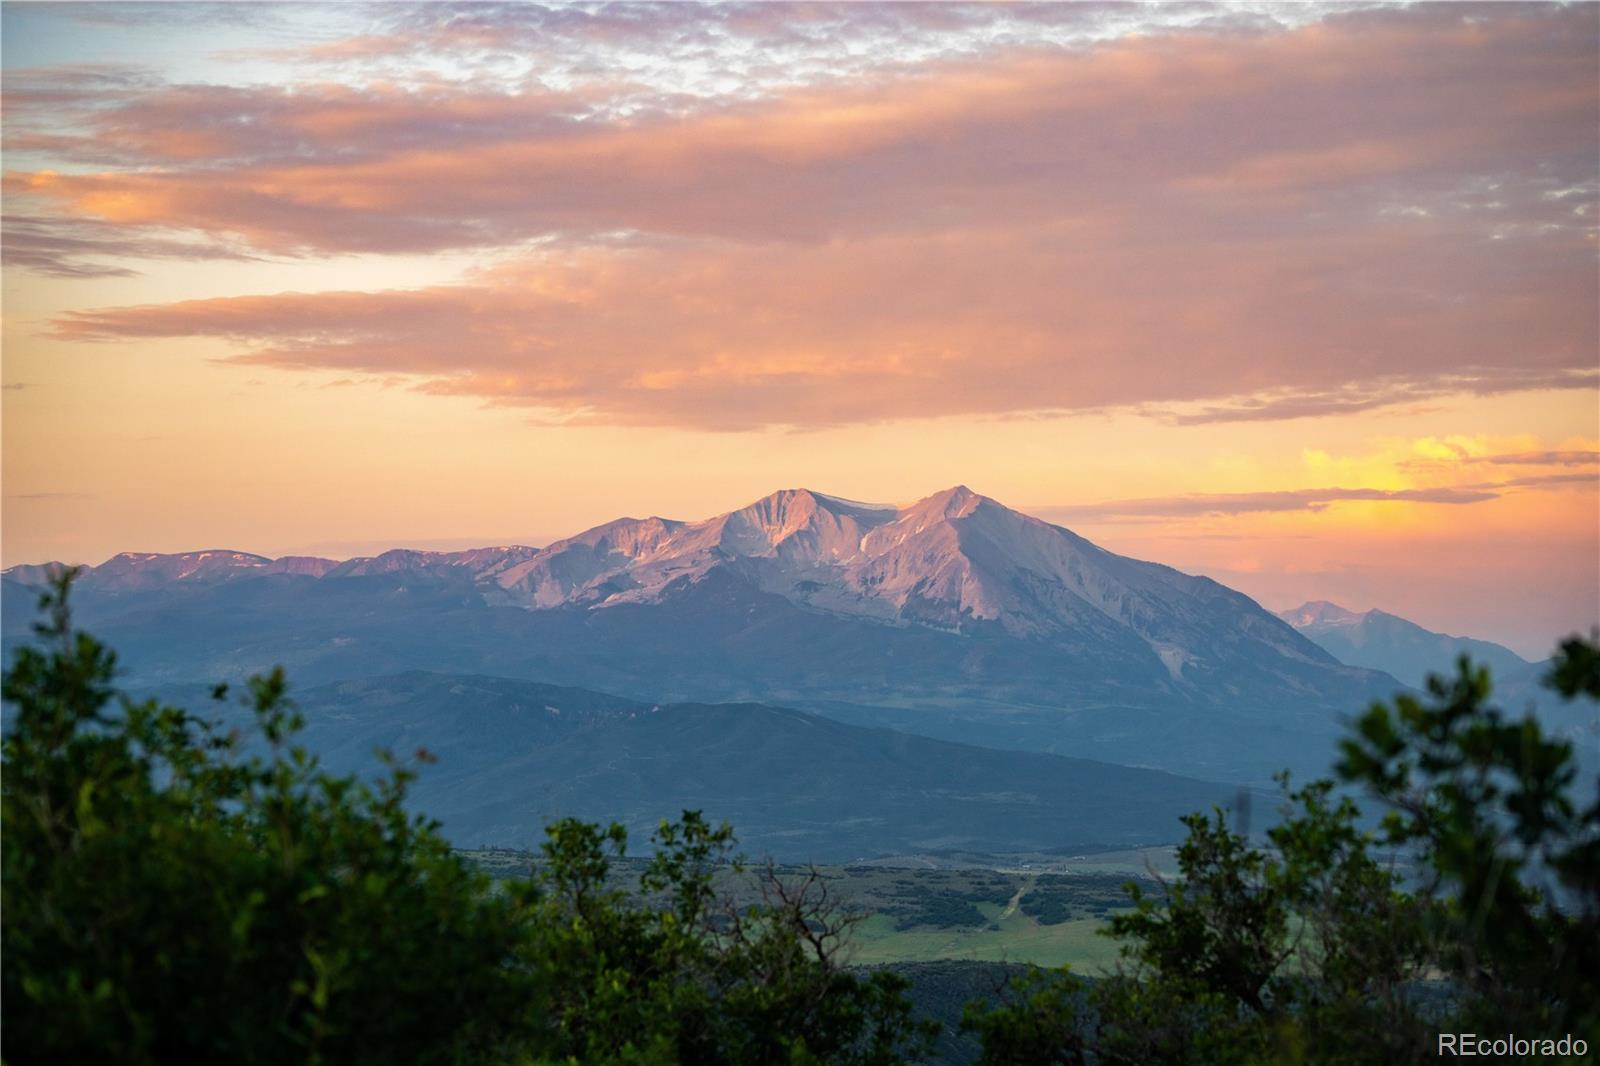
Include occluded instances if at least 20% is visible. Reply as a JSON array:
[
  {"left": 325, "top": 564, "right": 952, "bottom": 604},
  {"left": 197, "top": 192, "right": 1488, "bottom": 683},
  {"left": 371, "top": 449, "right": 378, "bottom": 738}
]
[
  {"left": 54, "top": 214, "right": 1597, "bottom": 429},
  {"left": 16, "top": 5, "right": 1599, "bottom": 429},
  {"left": 6, "top": 6, "right": 1594, "bottom": 255}
]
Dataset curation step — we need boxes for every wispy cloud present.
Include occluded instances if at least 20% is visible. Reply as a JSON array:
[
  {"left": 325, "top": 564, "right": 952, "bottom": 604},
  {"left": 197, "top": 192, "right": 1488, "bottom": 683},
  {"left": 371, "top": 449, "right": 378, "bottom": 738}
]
[
  {"left": 1397, "top": 446, "right": 1600, "bottom": 475},
  {"left": 1046, "top": 465, "right": 1596, "bottom": 522},
  {"left": 1475, "top": 450, "right": 1599, "bottom": 468},
  {"left": 1, "top": 215, "right": 259, "bottom": 278},
  {"left": 1155, "top": 372, "right": 1600, "bottom": 427},
  {"left": 1044, "top": 486, "right": 1504, "bottom": 521},
  {"left": 1495, "top": 471, "right": 1598, "bottom": 490}
]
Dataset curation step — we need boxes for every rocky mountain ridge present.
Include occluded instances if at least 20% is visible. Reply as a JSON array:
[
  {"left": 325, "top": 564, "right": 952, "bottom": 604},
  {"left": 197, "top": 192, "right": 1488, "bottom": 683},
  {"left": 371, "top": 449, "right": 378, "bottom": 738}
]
[{"left": 8, "top": 487, "right": 1336, "bottom": 685}]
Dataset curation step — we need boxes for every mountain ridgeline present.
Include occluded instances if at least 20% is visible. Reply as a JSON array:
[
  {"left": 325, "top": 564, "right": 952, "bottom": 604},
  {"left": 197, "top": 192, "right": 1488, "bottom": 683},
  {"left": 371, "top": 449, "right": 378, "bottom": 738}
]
[
  {"left": 5, "top": 487, "right": 1403, "bottom": 783},
  {"left": 1279, "top": 599, "right": 1538, "bottom": 690}
]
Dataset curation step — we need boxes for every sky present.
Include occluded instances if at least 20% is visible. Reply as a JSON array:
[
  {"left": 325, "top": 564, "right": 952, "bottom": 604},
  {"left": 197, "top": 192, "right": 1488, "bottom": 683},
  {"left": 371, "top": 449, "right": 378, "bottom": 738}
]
[{"left": 1, "top": 1, "right": 1596, "bottom": 656}]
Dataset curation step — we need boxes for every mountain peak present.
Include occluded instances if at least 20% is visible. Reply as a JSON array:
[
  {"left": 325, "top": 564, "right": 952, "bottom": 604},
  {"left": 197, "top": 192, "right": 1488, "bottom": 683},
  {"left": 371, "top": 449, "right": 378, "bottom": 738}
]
[
  {"left": 1282, "top": 600, "right": 1534, "bottom": 688},
  {"left": 1280, "top": 600, "right": 1368, "bottom": 627},
  {"left": 21, "top": 486, "right": 1387, "bottom": 755},
  {"left": 719, "top": 487, "right": 897, "bottom": 560},
  {"left": 742, "top": 488, "right": 894, "bottom": 522},
  {"left": 27, "top": 549, "right": 279, "bottom": 592},
  {"left": 742, "top": 487, "right": 825, "bottom": 522},
  {"left": 907, "top": 484, "right": 984, "bottom": 520}
]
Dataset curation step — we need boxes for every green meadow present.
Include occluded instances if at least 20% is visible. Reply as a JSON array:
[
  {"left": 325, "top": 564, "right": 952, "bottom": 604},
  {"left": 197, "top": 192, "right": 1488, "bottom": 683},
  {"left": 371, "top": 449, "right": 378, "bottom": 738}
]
[{"left": 464, "top": 850, "right": 1153, "bottom": 971}]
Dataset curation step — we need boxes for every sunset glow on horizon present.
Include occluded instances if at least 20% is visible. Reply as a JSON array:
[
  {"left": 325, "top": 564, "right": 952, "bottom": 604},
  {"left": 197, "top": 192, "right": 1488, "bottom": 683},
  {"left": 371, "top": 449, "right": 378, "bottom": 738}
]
[{"left": 3, "top": 1, "right": 1597, "bottom": 656}]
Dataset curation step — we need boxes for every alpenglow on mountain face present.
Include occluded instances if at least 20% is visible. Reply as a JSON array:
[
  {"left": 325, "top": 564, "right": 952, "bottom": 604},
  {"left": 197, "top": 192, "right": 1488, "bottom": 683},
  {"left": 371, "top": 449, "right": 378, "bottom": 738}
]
[
  {"left": 488, "top": 486, "right": 1290, "bottom": 645},
  {"left": 3, "top": 488, "right": 1399, "bottom": 780},
  {"left": 14, "top": 487, "right": 1328, "bottom": 675}
]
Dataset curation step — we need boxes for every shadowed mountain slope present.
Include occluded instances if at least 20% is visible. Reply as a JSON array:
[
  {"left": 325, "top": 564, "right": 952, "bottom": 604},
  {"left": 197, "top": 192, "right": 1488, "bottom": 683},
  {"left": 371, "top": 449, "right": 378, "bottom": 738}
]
[{"left": 195, "top": 671, "right": 1248, "bottom": 859}]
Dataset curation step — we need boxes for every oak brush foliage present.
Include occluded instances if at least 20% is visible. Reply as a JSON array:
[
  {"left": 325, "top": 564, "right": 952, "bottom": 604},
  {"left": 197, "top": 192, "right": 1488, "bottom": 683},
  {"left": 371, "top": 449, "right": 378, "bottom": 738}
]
[
  {"left": 1, "top": 573, "right": 933, "bottom": 1064},
  {"left": 964, "top": 637, "right": 1600, "bottom": 1064}
]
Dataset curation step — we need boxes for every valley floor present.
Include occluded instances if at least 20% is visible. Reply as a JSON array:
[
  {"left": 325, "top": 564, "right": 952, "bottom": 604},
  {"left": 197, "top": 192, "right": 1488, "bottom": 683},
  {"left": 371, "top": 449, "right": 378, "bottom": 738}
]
[{"left": 461, "top": 849, "right": 1172, "bottom": 971}]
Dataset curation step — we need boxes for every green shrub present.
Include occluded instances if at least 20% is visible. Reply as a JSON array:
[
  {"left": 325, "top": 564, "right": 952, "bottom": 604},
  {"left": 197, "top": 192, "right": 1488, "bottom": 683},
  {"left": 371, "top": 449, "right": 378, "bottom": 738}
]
[
  {"left": 2, "top": 573, "right": 933, "bottom": 1065},
  {"left": 965, "top": 640, "right": 1600, "bottom": 1065}
]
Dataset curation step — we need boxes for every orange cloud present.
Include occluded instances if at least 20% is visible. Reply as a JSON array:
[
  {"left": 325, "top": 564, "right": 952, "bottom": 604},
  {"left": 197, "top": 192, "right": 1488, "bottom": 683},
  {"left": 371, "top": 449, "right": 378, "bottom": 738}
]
[{"left": 53, "top": 214, "right": 1598, "bottom": 429}]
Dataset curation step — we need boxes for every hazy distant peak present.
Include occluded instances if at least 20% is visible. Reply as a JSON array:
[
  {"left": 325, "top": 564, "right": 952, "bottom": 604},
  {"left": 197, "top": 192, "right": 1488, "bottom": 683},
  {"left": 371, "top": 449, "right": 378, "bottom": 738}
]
[
  {"left": 327, "top": 549, "right": 456, "bottom": 577},
  {"left": 1280, "top": 600, "right": 1366, "bottom": 627},
  {"left": 3, "top": 552, "right": 342, "bottom": 588},
  {"left": 1280, "top": 599, "right": 1534, "bottom": 688},
  {"left": 328, "top": 547, "right": 542, "bottom": 578}
]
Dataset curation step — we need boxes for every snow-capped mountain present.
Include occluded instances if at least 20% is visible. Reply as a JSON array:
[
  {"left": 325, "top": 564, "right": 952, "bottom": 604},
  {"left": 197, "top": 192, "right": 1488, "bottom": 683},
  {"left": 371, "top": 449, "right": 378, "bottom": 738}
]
[
  {"left": 11, "top": 487, "right": 1331, "bottom": 685},
  {"left": 4, "top": 487, "right": 1402, "bottom": 780},
  {"left": 480, "top": 486, "right": 1326, "bottom": 683}
]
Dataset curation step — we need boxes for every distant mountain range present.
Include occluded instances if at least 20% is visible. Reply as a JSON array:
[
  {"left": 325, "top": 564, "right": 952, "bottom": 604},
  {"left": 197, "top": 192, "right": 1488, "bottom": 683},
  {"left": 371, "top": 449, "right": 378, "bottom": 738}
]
[
  {"left": 3, "top": 487, "right": 1400, "bottom": 783},
  {"left": 1278, "top": 600, "right": 1538, "bottom": 690},
  {"left": 1279, "top": 600, "right": 1597, "bottom": 773},
  {"left": 173, "top": 671, "right": 1246, "bottom": 860}
]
